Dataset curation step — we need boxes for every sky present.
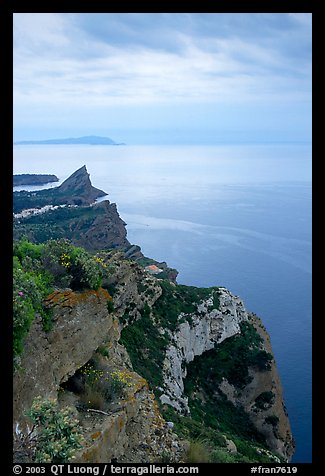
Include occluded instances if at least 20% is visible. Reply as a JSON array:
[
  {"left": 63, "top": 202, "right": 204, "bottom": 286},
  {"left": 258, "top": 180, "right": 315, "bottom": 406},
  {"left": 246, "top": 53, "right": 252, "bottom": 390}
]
[{"left": 13, "top": 13, "right": 312, "bottom": 144}]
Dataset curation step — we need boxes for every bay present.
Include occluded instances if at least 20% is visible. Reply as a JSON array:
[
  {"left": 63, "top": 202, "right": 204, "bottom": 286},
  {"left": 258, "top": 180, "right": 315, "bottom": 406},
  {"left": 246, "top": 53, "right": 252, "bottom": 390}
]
[{"left": 13, "top": 143, "right": 312, "bottom": 462}]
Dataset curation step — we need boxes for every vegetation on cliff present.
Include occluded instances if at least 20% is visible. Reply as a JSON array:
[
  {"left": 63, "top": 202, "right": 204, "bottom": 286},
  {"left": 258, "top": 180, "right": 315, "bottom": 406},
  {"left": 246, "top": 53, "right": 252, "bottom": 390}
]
[
  {"left": 13, "top": 238, "right": 113, "bottom": 363},
  {"left": 119, "top": 280, "right": 220, "bottom": 389},
  {"left": 122, "top": 307, "right": 280, "bottom": 463}
]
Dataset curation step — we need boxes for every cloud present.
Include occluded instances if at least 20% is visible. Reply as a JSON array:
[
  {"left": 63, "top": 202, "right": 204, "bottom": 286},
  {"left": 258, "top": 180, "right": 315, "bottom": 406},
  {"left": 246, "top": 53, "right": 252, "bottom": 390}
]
[
  {"left": 13, "top": 13, "right": 312, "bottom": 141},
  {"left": 13, "top": 13, "right": 311, "bottom": 109}
]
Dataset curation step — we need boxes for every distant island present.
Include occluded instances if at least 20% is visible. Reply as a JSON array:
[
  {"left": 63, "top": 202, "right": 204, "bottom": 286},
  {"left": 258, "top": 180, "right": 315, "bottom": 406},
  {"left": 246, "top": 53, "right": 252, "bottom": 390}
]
[
  {"left": 13, "top": 174, "right": 59, "bottom": 186},
  {"left": 14, "top": 135, "right": 125, "bottom": 146}
]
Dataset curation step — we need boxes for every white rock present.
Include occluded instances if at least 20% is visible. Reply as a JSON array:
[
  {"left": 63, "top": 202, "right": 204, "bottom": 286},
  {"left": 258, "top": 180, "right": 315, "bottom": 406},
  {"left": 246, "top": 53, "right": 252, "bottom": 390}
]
[{"left": 160, "top": 288, "right": 248, "bottom": 413}]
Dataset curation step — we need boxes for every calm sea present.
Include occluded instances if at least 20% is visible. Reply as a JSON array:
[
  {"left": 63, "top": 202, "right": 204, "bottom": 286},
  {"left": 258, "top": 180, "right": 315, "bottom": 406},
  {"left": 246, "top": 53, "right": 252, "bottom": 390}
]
[{"left": 13, "top": 143, "right": 312, "bottom": 462}]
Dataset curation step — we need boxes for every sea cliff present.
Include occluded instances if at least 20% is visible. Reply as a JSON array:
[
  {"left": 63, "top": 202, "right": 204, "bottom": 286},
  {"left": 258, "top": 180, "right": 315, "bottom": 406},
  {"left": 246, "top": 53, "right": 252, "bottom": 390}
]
[{"left": 13, "top": 166, "right": 294, "bottom": 463}]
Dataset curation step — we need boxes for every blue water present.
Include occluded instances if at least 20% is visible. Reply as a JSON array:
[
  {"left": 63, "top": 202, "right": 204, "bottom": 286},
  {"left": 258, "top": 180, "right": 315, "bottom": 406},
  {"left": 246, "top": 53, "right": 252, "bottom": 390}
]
[{"left": 13, "top": 143, "right": 312, "bottom": 462}]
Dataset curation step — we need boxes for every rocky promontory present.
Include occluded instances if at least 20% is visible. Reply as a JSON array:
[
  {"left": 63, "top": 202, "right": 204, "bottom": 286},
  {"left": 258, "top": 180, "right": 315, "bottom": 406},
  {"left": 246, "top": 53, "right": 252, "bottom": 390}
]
[
  {"left": 13, "top": 174, "right": 59, "bottom": 186},
  {"left": 13, "top": 165, "right": 107, "bottom": 213}
]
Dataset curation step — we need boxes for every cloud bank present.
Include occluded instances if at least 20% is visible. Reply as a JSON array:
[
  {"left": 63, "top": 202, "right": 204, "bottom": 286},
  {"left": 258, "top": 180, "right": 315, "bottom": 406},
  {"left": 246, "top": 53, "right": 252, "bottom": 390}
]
[{"left": 13, "top": 13, "right": 312, "bottom": 143}]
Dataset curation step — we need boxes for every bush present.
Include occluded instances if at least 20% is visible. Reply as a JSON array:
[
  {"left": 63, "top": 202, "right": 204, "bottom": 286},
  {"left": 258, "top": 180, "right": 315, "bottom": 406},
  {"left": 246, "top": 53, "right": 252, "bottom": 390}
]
[
  {"left": 264, "top": 415, "right": 279, "bottom": 427},
  {"left": 255, "top": 391, "right": 275, "bottom": 410},
  {"left": 13, "top": 267, "right": 53, "bottom": 358},
  {"left": 26, "top": 397, "right": 84, "bottom": 463},
  {"left": 184, "top": 440, "right": 212, "bottom": 463},
  {"left": 41, "top": 239, "right": 74, "bottom": 287},
  {"left": 96, "top": 345, "right": 109, "bottom": 358},
  {"left": 14, "top": 239, "right": 44, "bottom": 264},
  {"left": 12, "top": 239, "right": 111, "bottom": 363},
  {"left": 106, "top": 299, "right": 115, "bottom": 313},
  {"left": 39, "top": 239, "right": 108, "bottom": 290},
  {"left": 250, "top": 350, "right": 273, "bottom": 371},
  {"left": 211, "top": 448, "right": 238, "bottom": 463},
  {"left": 69, "top": 248, "right": 102, "bottom": 290},
  {"left": 77, "top": 361, "right": 132, "bottom": 411}
]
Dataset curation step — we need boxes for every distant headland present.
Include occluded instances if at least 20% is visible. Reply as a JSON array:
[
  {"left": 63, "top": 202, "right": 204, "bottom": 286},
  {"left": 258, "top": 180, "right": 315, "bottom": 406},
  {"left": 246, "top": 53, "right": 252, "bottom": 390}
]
[
  {"left": 14, "top": 135, "right": 125, "bottom": 146},
  {"left": 13, "top": 174, "right": 59, "bottom": 186}
]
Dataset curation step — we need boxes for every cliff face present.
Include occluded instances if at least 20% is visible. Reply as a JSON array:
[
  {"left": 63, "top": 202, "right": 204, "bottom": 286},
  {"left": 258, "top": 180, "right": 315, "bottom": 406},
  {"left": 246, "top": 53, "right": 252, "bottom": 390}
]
[
  {"left": 72, "top": 201, "right": 131, "bottom": 251},
  {"left": 159, "top": 288, "right": 248, "bottom": 413},
  {"left": 218, "top": 315, "right": 295, "bottom": 460},
  {"left": 13, "top": 256, "right": 294, "bottom": 462},
  {"left": 13, "top": 288, "right": 115, "bottom": 423}
]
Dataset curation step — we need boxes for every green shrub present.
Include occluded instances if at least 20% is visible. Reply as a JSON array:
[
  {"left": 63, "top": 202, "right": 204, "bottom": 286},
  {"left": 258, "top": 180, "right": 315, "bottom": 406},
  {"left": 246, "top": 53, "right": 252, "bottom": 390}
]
[
  {"left": 120, "top": 303, "right": 168, "bottom": 388},
  {"left": 153, "top": 280, "right": 219, "bottom": 331},
  {"left": 69, "top": 247, "right": 102, "bottom": 290},
  {"left": 184, "top": 440, "right": 212, "bottom": 463},
  {"left": 96, "top": 345, "right": 109, "bottom": 358},
  {"left": 250, "top": 350, "right": 273, "bottom": 371},
  {"left": 14, "top": 239, "right": 44, "bottom": 264},
  {"left": 255, "top": 391, "right": 275, "bottom": 410},
  {"left": 106, "top": 299, "right": 115, "bottom": 313},
  {"left": 38, "top": 239, "right": 108, "bottom": 290},
  {"left": 264, "top": 415, "right": 279, "bottom": 427},
  {"left": 77, "top": 361, "right": 132, "bottom": 410},
  {"left": 26, "top": 397, "right": 84, "bottom": 463},
  {"left": 211, "top": 448, "right": 238, "bottom": 463},
  {"left": 41, "top": 239, "right": 74, "bottom": 287},
  {"left": 13, "top": 267, "right": 53, "bottom": 358}
]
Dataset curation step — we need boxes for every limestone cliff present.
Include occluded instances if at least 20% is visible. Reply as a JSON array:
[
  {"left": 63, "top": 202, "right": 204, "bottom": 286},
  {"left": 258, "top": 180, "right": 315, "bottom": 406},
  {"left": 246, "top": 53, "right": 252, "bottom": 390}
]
[
  {"left": 13, "top": 255, "right": 294, "bottom": 462},
  {"left": 159, "top": 288, "right": 248, "bottom": 413},
  {"left": 218, "top": 315, "right": 294, "bottom": 460}
]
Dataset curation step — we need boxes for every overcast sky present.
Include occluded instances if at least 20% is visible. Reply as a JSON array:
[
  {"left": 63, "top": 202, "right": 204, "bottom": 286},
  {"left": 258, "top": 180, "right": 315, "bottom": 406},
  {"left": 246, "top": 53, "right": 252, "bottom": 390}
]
[{"left": 13, "top": 13, "right": 312, "bottom": 144}]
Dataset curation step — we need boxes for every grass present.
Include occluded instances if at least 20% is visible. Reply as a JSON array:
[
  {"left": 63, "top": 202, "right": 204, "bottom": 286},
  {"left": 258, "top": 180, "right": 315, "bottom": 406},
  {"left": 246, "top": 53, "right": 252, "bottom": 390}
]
[{"left": 184, "top": 440, "right": 212, "bottom": 463}]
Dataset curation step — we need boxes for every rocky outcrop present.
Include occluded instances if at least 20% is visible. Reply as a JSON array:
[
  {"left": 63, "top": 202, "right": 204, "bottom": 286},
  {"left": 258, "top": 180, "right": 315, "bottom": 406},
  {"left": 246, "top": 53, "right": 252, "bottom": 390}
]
[
  {"left": 13, "top": 263, "right": 184, "bottom": 463},
  {"left": 13, "top": 165, "right": 106, "bottom": 213},
  {"left": 57, "top": 165, "right": 106, "bottom": 203},
  {"left": 13, "top": 254, "right": 162, "bottom": 425},
  {"left": 13, "top": 199, "right": 132, "bottom": 252},
  {"left": 159, "top": 288, "right": 248, "bottom": 412},
  {"left": 13, "top": 167, "right": 178, "bottom": 281},
  {"left": 73, "top": 371, "right": 184, "bottom": 463},
  {"left": 13, "top": 288, "right": 116, "bottom": 425}
]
